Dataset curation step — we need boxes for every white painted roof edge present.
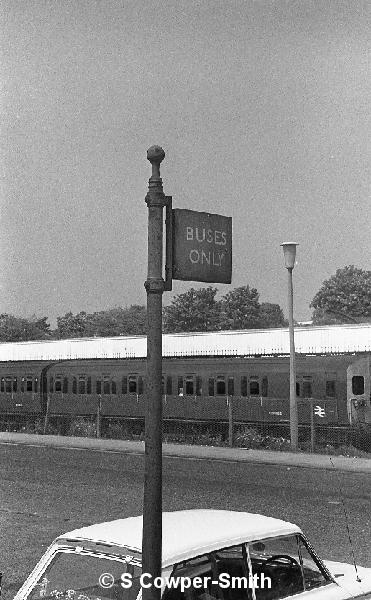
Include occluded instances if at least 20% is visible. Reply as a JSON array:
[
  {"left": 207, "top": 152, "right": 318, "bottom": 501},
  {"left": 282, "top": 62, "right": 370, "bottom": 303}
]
[
  {"left": 0, "top": 322, "right": 370, "bottom": 347},
  {"left": 0, "top": 323, "right": 370, "bottom": 361}
]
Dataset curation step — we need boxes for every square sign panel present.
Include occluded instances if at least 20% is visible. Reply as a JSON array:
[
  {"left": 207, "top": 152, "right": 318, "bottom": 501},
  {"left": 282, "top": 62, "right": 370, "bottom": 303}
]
[{"left": 172, "top": 209, "right": 232, "bottom": 283}]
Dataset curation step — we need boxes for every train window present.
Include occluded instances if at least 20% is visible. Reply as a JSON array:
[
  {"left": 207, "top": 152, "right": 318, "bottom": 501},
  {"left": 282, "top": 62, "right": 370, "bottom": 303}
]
[
  {"left": 122, "top": 376, "right": 128, "bottom": 394},
  {"left": 325, "top": 375, "right": 336, "bottom": 397},
  {"left": 20, "top": 376, "right": 35, "bottom": 393},
  {"left": 21, "top": 377, "right": 34, "bottom": 393},
  {"left": 296, "top": 382, "right": 300, "bottom": 397},
  {"left": 177, "top": 377, "right": 184, "bottom": 396},
  {"left": 352, "top": 375, "right": 365, "bottom": 395},
  {"left": 227, "top": 377, "right": 234, "bottom": 396},
  {"left": 87, "top": 376, "right": 92, "bottom": 394},
  {"left": 262, "top": 376, "right": 268, "bottom": 397},
  {"left": 249, "top": 377, "right": 259, "bottom": 396},
  {"left": 0, "top": 376, "right": 17, "bottom": 393},
  {"left": 196, "top": 376, "right": 202, "bottom": 396},
  {"left": 95, "top": 376, "right": 117, "bottom": 395},
  {"left": 126, "top": 375, "right": 144, "bottom": 395},
  {"left": 241, "top": 376, "right": 247, "bottom": 397},
  {"left": 208, "top": 377, "right": 215, "bottom": 396},
  {"left": 49, "top": 377, "right": 53, "bottom": 393},
  {"left": 73, "top": 377, "right": 77, "bottom": 394},
  {"left": 166, "top": 376, "right": 172, "bottom": 395},
  {"left": 13, "top": 377, "right": 18, "bottom": 392},
  {"left": 302, "top": 376, "right": 313, "bottom": 398},
  {"left": 34, "top": 377, "right": 38, "bottom": 393},
  {"left": 103, "top": 376, "right": 110, "bottom": 395},
  {"left": 128, "top": 375, "right": 137, "bottom": 394},
  {"left": 185, "top": 376, "right": 194, "bottom": 396},
  {"left": 216, "top": 376, "right": 226, "bottom": 395},
  {"left": 78, "top": 377, "right": 86, "bottom": 395},
  {"left": 53, "top": 377, "right": 66, "bottom": 393}
]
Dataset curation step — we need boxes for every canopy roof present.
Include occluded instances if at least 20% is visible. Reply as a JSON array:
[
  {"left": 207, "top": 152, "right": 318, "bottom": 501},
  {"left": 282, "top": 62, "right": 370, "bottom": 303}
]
[{"left": 0, "top": 323, "right": 370, "bottom": 362}]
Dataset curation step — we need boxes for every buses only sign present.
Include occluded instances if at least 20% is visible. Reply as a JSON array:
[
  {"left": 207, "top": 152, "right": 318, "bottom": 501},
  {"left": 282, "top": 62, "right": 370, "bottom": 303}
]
[{"left": 172, "top": 209, "right": 232, "bottom": 283}]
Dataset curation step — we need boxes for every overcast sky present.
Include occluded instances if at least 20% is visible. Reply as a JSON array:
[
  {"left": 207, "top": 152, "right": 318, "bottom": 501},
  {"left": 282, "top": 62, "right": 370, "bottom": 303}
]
[{"left": 1, "top": 0, "right": 370, "bottom": 327}]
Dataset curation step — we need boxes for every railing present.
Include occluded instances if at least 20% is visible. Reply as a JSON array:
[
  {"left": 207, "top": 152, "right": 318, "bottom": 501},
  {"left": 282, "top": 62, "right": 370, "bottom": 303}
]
[{"left": 0, "top": 394, "right": 368, "bottom": 452}]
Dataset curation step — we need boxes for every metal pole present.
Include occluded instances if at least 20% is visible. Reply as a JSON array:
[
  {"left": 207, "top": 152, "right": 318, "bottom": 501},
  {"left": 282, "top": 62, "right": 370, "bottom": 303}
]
[
  {"left": 143, "top": 145, "right": 166, "bottom": 600},
  {"left": 96, "top": 396, "right": 101, "bottom": 438},
  {"left": 287, "top": 267, "right": 298, "bottom": 450},
  {"left": 310, "top": 398, "right": 315, "bottom": 452},
  {"left": 228, "top": 396, "right": 233, "bottom": 447},
  {"left": 43, "top": 394, "right": 50, "bottom": 435}
]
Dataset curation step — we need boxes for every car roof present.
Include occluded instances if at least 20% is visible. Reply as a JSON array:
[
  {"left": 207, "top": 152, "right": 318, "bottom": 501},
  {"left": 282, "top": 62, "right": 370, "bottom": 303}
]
[{"left": 59, "top": 510, "right": 301, "bottom": 567}]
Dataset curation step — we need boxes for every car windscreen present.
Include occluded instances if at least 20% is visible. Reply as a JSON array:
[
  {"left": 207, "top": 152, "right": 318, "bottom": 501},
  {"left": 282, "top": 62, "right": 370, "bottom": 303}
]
[{"left": 25, "top": 547, "right": 142, "bottom": 600}]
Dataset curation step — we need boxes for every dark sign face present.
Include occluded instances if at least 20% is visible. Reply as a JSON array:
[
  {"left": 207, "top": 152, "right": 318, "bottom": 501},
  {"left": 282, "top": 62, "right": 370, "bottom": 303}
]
[{"left": 172, "top": 209, "right": 232, "bottom": 283}]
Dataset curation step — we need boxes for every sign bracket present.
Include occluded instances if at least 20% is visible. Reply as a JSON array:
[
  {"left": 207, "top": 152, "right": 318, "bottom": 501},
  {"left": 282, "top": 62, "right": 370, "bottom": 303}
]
[{"left": 164, "top": 195, "right": 173, "bottom": 291}]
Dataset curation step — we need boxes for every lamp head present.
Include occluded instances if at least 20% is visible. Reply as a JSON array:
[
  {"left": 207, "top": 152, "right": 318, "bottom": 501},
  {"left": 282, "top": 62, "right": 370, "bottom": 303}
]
[{"left": 281, "top": 242, "right": 298, "bottom": 270}]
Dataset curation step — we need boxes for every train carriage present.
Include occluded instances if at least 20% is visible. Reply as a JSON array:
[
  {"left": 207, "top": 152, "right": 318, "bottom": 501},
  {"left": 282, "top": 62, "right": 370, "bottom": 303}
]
[{"left": 0, "top": 323, "right": 370, "bottom": 430}]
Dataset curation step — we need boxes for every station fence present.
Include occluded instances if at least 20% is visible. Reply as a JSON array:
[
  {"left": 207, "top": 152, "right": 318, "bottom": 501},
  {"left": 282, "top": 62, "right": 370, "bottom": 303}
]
[{"left": 0, "top": 397, "right": 370, "bottom": 454}]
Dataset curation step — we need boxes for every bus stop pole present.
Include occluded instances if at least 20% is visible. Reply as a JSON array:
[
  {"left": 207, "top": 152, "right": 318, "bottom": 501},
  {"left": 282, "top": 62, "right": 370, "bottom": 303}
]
[{"left": 143, "top": 146, "right": 166, "bottom": 600}]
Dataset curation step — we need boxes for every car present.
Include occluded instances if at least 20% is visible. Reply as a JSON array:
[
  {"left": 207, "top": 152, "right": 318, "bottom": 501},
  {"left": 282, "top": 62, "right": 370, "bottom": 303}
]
[{"left": 13, "top": 510, "right": 371, "bottom": 600}]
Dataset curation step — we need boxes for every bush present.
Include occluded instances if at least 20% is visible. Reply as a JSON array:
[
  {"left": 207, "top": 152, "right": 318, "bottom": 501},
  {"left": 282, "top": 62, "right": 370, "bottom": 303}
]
[
  {"left": 104, "top": 420, "right": 134, "bottom": 440},
  {"left": 322, "top": 443, "right": 370, "bottom": 458},
  {"left": 234, "top": 426, "right": 291, "bottom": 451},
  {"left": 19, "top": 417, "right": 45, "bottom": 435},
  {"left": 68, "top": 417, "right": 97, "bottom": 438}
]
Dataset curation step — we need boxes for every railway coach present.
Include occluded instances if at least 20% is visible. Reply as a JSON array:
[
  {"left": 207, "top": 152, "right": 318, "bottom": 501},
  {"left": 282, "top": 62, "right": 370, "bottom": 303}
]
[{"left": 0, "top": 323, "right": 370, "bottom": 429}]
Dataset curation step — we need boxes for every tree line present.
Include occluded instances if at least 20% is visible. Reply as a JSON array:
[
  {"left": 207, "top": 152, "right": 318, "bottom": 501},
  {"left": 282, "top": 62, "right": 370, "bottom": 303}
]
[{"left": 0, "top": 265, "right": 370, "bottom": 342}]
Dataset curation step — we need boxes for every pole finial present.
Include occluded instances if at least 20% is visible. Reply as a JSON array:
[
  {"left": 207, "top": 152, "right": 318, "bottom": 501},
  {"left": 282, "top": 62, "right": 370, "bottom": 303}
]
[{"left": 147, "top": 145, "right": 165, "bottom": 178}]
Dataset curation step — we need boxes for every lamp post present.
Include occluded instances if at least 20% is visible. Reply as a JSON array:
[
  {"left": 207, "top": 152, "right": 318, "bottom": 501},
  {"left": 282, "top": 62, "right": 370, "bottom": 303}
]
[{"left": 281, "top": 242, "right": 299, "bottom": 451}]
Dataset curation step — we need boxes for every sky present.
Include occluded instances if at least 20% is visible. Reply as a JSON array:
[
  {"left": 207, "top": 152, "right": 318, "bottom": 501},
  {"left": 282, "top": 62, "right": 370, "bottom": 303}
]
[{"left": 1, "top": 0, "right": 370, "bottom": 327}]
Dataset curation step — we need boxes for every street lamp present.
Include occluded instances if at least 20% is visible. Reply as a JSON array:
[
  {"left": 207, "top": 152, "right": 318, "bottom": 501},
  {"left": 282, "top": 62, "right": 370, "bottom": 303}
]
[{"left": 281, "top": 242, "right": 299, "bottom": 450}]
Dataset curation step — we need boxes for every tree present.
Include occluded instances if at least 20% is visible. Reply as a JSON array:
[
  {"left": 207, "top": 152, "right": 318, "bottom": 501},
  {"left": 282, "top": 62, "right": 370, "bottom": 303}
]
[
  {"left": 55, "top": 306, "right": 147, "bottom": 338},
  {"left": 87, "top": 306, "right": 147, "bottom": 337},
  {"left": 219, "top": 285, "right": 261, "bottom": 330},
  {"left": 258, "top": 302, "right": 287, "bottom": 328},
  {"left": 56, "top": 311, "right": 90, "bottom": 338},
  {"left": 163, "top": 287, "right": 221, "bottom": 333},
  {"left": 0, "top": 314, "right": 51, "bottom": 342},
  {"left": 163, "top": 286, "right": 287, "bottom": 333},
  {"left": 310, "top": 265, "right": 371, "bottom": 325}
]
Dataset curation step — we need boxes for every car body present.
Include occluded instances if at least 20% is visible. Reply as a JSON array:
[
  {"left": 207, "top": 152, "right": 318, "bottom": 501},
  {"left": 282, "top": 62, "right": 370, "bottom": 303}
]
[{"left": 13, "top": 510, "right": 371, "bottom": 600}]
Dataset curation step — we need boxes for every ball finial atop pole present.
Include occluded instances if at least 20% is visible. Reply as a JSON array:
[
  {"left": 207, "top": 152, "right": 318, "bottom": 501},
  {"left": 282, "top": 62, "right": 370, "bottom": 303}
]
[{"left": 147, "top": 145, "right": 165, "bottom": 179}]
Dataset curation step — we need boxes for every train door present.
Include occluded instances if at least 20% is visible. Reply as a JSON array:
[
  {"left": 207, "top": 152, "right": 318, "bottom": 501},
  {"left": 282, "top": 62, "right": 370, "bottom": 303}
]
[
  {"left": 347, "top": 356, "right": 371, "bottom": 424},
  {"left": 48, "top": 374, "right": 69, "bottom": 414},
  {"left": 121, "top": 373, "right": 144, "bottom": 417},
  {"left": 71, "top": 374, "right": 95, "bottom": 415},
  {"left": 20, "top": 375, "right": 40, "bottom": 412}
]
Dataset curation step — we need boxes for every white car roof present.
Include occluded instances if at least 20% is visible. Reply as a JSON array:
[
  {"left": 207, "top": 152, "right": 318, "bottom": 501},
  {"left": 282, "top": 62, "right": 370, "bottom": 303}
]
[{"left": 59, "top": 510, "right": 301, "bottom": 567}]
